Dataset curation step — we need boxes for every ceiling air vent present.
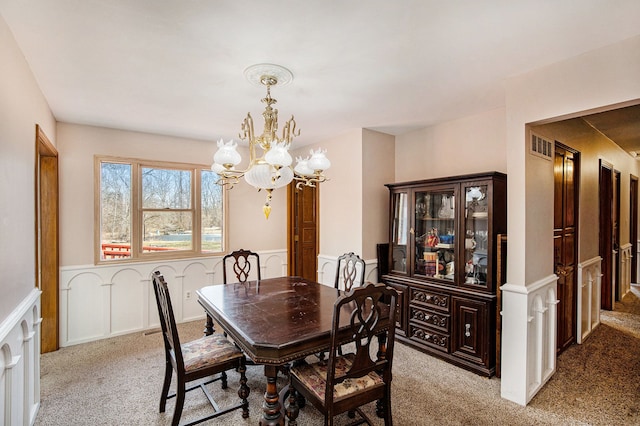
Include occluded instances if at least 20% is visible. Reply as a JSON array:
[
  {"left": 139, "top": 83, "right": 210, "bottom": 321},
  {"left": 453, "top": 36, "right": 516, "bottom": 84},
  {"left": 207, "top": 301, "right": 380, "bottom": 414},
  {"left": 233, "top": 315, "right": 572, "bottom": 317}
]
[{"left": 529, "top": 131, "right": 553, "bottom": 160}]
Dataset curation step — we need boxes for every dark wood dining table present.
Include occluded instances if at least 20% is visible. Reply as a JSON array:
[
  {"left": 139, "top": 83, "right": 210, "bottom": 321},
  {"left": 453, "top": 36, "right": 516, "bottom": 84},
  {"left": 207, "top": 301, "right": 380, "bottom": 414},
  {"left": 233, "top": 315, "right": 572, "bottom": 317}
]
[{"left": 197, "top": 276, "right": 345, "bottom": 425}]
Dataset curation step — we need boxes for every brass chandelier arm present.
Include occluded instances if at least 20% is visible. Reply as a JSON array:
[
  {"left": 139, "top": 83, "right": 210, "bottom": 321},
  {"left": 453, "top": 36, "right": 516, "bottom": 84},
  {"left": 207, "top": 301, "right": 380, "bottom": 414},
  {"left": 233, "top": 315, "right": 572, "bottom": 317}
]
[
  {"left": 293, "top": 174, "right": 328, "bottom": 190},
  {"left": 239, "top": 113, "right": 255, "bottom": 149},
  {"left": 281, "top": 115, "right": 300, "bottom": 145}
]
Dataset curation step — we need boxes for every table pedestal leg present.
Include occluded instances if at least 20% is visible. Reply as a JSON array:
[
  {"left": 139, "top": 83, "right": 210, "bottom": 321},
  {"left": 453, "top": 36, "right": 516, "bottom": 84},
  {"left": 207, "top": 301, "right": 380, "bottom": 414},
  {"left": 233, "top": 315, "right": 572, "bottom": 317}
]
[{"left": 260, "top": 365, "right": 283, "bottom": 426}]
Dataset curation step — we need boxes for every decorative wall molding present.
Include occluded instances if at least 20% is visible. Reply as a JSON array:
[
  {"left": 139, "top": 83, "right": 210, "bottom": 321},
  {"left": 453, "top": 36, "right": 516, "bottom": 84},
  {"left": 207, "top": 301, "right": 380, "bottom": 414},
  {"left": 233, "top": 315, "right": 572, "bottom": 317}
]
[
  {"left": 59, "top": 250, "right": 287, "bottom": 347},
  {"left": 577, "top": 256, "right": 602, "bottom": 344},
  {"left": 0, "top": 288, "right": 40, "bottom": 426},
  {"left": 500, "top": 274, "right": 557, "bottom": 405}
]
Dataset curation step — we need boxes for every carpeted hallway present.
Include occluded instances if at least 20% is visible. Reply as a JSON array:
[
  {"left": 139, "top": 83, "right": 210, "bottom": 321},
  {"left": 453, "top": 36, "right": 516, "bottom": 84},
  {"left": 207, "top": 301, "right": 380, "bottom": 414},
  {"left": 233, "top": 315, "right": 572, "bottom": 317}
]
[{"left": 34, "top": 285, "right": 640, "bottom": 425}]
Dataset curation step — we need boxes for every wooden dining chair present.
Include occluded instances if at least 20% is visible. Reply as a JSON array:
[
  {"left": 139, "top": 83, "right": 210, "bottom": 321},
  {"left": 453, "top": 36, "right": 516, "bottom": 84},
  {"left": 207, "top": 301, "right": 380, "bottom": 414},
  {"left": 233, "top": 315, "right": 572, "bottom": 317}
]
[
  {"left": 220, "top": 249, "right": 289, "bottom": 372},
  {"left": 316, "top": 251, "right": 366, "bottom": 361},
  {"left": 288, "top": 282, "right": 398, "bottom": 426},
  {"left": 222, "top": 249, "right": 261, "bottom": 284},
  {"left": 151, "top": 271, "right": 249, "bottom": 426},
  {"left": 334, "top": 252, "right": 365, "bottom": 292}
]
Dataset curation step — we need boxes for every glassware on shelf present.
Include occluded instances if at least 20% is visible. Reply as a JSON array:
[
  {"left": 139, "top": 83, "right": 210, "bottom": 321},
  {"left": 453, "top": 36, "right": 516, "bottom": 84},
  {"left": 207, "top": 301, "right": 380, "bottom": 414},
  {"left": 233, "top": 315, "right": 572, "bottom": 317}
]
[{"left": 464, "top": 185, "right": 489, "bottom": 285}]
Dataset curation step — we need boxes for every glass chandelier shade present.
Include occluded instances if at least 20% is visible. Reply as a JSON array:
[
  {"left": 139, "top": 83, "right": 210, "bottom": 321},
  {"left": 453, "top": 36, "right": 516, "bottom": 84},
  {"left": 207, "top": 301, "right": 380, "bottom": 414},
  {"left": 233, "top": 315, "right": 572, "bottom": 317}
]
[{"left": 211, "top": 64, "right": 330, "bottom": 219}]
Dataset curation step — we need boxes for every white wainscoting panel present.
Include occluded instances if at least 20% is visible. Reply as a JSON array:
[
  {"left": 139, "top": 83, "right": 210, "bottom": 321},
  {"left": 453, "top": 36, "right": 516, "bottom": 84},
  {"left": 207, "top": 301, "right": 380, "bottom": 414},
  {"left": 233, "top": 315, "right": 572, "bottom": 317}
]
[
  {"left": 620, "top": 243, "right": 632, "bottom": 298},
  {"left": 577, "top": 256, "right": 602, "bottom": 344},
  {"left": 317, "top": 254, "right": 379, "bottom": 289},
  {"left": 59, "top": 250, "right": 287, "bottom": 347},
  {"left": 0, "top": 288, "right": 40, "bottom": 426},
  {"left": 526, "top": 275, "right": 557, "bottom": 402},
  {"left": 500, "top": 274, "right": 557, "bottom": 405}
]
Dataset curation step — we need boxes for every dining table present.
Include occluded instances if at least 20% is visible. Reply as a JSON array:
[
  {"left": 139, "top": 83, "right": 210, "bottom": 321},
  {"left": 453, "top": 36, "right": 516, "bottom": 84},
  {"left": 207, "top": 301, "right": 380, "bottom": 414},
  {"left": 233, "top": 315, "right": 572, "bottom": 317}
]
[{"left": 197, "top": 276, "right": 348, "bottom": 425}]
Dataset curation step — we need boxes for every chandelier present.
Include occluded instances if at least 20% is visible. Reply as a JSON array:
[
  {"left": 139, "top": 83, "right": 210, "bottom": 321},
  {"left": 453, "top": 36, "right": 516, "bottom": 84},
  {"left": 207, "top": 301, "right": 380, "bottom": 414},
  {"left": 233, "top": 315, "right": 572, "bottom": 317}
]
[{"left": 211, "top": 64, "right": 330, "bottom": 219}]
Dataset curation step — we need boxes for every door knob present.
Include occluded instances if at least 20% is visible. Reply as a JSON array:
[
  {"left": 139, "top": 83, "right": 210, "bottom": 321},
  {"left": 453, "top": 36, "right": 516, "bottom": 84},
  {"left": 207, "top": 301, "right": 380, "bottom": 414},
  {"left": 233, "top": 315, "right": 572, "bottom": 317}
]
[{"left": 555, "top": 264, "right": 567, "bottom": 276}]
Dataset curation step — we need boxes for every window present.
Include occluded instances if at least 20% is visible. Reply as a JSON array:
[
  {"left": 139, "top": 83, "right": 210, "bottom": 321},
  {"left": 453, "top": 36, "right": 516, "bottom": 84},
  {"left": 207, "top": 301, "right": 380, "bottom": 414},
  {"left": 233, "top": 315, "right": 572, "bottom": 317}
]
[{"left": 96, "top": 156, "right": 225, "bottom": 262}]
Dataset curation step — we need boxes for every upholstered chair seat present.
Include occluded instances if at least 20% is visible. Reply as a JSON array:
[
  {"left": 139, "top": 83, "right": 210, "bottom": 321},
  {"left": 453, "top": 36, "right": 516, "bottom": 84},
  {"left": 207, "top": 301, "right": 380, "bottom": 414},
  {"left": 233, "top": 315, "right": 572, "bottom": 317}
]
[
  {"left": 179, "top": 334, "right": 244, "bottom": 373},
  {"left": 290, "top": 354, "right": 384, "bottom": 402}
]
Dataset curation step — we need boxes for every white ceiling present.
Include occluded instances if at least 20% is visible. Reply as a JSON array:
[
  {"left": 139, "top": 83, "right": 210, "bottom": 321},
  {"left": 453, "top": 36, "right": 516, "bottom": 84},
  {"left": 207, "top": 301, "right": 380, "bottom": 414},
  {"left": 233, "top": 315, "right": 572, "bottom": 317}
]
[{"left": 2, "top": 0, "right": 640, "bottom": 147}]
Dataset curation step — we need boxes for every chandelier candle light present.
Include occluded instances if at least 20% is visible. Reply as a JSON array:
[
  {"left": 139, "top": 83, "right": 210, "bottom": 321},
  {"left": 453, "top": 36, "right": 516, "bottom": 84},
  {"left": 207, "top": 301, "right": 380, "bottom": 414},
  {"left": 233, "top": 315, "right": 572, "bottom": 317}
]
[{"left": 211, "top": 64, "right": 330, "bottom": 219}]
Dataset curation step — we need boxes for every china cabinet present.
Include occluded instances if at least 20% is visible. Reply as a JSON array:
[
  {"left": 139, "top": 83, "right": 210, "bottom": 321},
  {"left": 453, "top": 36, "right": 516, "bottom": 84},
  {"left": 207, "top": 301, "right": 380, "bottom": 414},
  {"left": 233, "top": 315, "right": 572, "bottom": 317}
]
[{"left": 382, "top": 172, "right": 506, "bottom": 376}]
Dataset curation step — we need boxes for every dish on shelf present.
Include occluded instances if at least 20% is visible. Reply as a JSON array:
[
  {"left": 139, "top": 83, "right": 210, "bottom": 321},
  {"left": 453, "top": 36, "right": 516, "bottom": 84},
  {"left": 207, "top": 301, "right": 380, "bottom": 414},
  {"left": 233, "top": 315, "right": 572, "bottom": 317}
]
[{"left": 472, "top": 211, "right": 488, "bottom": 218}]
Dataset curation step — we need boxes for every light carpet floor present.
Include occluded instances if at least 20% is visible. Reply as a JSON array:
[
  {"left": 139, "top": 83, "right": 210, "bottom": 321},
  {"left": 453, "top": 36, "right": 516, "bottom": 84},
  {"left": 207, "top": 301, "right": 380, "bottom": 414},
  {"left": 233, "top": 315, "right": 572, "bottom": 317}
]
[{"left": 35, "top": 285, "right": 640, "bottom": 425}]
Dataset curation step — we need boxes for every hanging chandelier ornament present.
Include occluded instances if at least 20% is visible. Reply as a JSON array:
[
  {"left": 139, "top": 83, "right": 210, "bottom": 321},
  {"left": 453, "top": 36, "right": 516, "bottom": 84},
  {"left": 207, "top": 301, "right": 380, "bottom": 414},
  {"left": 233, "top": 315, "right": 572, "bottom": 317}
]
[{"left": 211, "top": 64, "right": 330, "bottom": 219}]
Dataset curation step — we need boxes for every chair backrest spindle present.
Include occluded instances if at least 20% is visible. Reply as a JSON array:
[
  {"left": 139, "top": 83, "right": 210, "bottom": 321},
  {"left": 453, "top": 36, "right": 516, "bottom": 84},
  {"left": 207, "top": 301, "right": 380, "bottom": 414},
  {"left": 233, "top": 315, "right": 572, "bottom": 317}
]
[
  {"left": 334, "top": 252, "right": 365, "bottom": 292},
  {"left": 223, "top": 249, "right": 261, "bottom": 284}
]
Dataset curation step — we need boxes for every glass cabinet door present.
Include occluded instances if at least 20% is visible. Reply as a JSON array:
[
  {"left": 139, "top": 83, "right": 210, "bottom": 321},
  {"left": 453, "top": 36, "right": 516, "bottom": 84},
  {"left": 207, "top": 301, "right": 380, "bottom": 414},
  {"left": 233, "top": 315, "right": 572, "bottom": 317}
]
[
  {"left": 390, "top": 191, "right": 408, "bottom": 274},
  {"left": 414, "top": 188, "right": 456, "bottom": 281},
  {"left": 463, "top": 184, "right": 489, "bottom": 287}
]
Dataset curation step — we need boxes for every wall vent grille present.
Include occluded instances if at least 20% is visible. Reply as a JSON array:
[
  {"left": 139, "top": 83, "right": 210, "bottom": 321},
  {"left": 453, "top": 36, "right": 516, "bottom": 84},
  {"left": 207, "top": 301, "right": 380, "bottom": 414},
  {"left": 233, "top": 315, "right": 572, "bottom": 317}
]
[{"left": 530, "top": 132, "right": 553, "bottom": 160}]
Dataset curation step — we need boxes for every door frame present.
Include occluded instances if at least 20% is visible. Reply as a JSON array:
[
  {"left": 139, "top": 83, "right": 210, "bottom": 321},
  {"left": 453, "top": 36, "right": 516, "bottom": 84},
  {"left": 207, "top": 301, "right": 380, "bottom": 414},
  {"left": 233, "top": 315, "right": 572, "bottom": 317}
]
[
  {"left": 614, "top": 169, "right": 621, "bottom": 301},
  {"left": 599, "top": 159, "right": 614, "bottom": 310},
  {"left": 553, "top": 142, "right": 580, "bottom": 353},
  {"left": 630, "top": 175, "right": 638, "bottom": 284},
  {"left": 287, "top": 183, "right": 320, "bottom": 280},
  {"left": 35, "top": 124, "right": 59, "bottom": 353}
]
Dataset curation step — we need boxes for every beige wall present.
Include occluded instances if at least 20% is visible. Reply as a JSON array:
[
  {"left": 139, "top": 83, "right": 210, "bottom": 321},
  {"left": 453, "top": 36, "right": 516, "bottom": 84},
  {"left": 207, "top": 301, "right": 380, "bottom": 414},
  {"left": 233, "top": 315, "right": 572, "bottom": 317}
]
[
  {"left": 505, "top": 34, "right": 640, "bottom": 286},
  {"left": 57, "top": 122, "right": 286, "bottom": 266},
  {"left": 394, "top": 107, "right": 507, "bottom": 182},
  {"left": 500, "top": 34, "right": 640, "bottom": 405},
  {"left": 532, "top": 119, "right": 640, "bottom": 263},
  {"left": 0, "top": 15, "right": 56, "bottom": 321},
  {"left": 362, "top": 129, "right": 395, "bottom": 260},
  {"left": 290, "top": 128, "right": 394, "bottom": 262},
  {"left": 292, "top": 129, "right": 364, "bottom": 258}
]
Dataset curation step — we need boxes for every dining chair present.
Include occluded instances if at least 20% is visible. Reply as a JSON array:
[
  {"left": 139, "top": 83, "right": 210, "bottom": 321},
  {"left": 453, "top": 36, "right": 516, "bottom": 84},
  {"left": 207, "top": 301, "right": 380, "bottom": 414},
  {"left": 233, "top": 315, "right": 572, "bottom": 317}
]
[
  {"left": 151, "top": 271, "right": 249, "bottom": 426},
  {"left": 222, "top": 249, "right": 261, "bottom": 284},
  {"left": 317, "top": 251, "right": 367, "bottom": 360},
  {"left": 221, "top": 249, "right": 267, "bottom": 368},
  {"left": 334, "top": 252, "right": 365, "bottom": 292},
  {"left": 288, "top": 282, "right": 398, "bottom": 426}
]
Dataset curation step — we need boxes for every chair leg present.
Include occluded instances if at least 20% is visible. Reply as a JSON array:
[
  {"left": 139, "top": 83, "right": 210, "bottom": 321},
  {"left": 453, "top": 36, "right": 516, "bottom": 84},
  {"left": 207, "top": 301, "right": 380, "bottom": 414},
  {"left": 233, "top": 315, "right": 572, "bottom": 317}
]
[
  {"left": 172, "top": 377, "right": 186, "bottom": 426},
  {"left": 159, "top": 360, "right": 173, "bottom": 413},
  {"left": 376, "top": 391, "right": 393, "bottom": 424},
  {"left": 237, "top": 363, "right": 250, "bottom": 419},
  {"left": 220, "top": 371, "right": 228, "bottom": 389},
  {"left": 383, "top": 391, "right": 393, "bottom": 426},
  {"left": 285, "top": 383, "right": 299, "bottom": 425}
]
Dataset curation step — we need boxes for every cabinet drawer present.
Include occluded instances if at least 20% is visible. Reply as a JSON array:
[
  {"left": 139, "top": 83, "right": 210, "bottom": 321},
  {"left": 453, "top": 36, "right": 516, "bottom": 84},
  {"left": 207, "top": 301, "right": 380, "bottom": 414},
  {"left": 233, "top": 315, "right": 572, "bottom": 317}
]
[
  {"left": 409, "top": 306, "right": 449, "bottom": 333},
  {"left": 410, "top": 288, "right": 449, "bottom": 312},
  {"left": 408, "top": 323, "right": 449, "bottom": 353}
]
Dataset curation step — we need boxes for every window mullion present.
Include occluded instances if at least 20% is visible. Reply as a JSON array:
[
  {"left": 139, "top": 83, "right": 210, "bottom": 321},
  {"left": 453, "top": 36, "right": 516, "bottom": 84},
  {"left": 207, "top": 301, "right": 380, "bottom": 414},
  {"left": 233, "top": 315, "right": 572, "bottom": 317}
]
[
  {"left": 194, "top": 168, "right": 201, "bottom": 253},
  {"left": 132, "top": 162, "right": 142, "bottom": 258}
]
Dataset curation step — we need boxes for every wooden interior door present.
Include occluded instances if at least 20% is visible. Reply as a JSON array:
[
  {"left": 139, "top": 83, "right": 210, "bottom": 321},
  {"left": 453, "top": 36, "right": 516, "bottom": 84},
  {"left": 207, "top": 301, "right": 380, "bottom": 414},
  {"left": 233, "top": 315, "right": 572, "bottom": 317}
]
[
  {"left": 35, "top": 125, "right": 59, "bottom": 353},
  {"left": 553, "top": 143, "right": 579, "bottom": 354},
  {"left": 630, "top": 175, "right": 638, "bottom": 284},
  {"left": 599, "top": 160, "right": 614, "bottom": 310},
  {"left": 288, "top": 184, "right": 318, "bottom": 281}
]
